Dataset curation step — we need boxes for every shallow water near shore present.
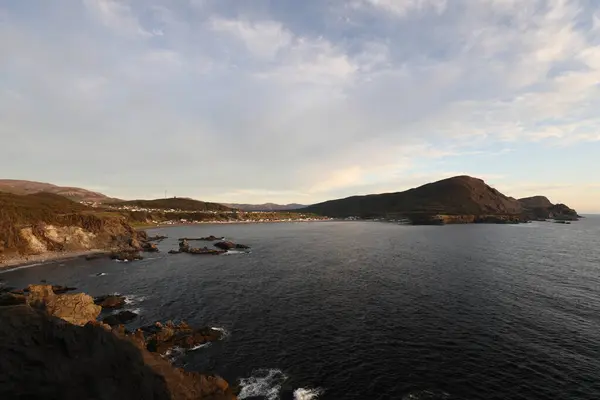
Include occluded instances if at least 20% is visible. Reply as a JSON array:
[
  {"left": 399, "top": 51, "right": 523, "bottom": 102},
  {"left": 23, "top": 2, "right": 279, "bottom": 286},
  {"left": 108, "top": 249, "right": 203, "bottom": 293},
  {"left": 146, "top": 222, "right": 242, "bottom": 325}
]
[{"left": 2, "top": 219, "right": 600, "bottom": 399}]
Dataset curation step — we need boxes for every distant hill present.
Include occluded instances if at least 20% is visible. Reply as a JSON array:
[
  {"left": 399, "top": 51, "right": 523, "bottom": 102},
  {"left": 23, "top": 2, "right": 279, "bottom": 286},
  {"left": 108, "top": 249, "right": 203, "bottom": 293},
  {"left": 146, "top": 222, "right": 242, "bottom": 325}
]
[
  {"left": 305, "top": 176, "right": 523, "bottom": 220},
  {"left": 223, "top": 203, "right": 307, "bottom": 212},
  {"left": 0, "top": 179, "right": 117, "bottom": 203},
  {"left": 518, "top": 196, "right": 553, "bottom": 209},
  {"left": 112, "top": 198, "right": 234, "bottom": 212},
  {"left": 518, "top": 196, "right": 580, "bottom": 220}
]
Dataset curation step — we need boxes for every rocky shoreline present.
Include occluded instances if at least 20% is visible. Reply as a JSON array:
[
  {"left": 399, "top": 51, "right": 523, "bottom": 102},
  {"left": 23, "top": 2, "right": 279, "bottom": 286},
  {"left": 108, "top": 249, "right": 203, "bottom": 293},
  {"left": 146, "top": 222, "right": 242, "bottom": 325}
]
[{"left": 0, "top": 284, "right": 238, "bottom": 399}]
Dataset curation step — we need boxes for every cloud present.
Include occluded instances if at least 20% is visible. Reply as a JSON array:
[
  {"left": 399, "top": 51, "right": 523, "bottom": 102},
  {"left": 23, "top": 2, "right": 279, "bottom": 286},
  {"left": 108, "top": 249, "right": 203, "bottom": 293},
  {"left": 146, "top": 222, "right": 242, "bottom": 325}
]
[
  {"left": 358, "top": 0, "right": 447, "bottom": 17},
  {"left": 83, "top": 0, "right": 155, "bottom": 37},
  {"left": 209, "top": 17, "right": 293, "bottom": 59},
  {"left": 0, "top": 0, "right": 599, "bottom": 211}
]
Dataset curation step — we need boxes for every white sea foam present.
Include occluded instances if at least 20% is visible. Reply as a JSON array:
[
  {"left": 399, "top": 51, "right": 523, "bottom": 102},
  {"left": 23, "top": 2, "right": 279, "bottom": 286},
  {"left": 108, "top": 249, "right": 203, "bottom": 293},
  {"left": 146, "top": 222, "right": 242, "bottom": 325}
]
[
  {"left": 238, "top": 369, "right": 288, "bottom": 400},
  {"left": 125, "top": 294, "right": 148, "bottom": 305},
  {"left": 224, "top": 250, "right": 250, "bottom": 255},
  {"left": 163, "top": 346, "right": 185, "bottom": 362},
  {"left": 293, "top": 388, "right": 324, "bottom": 400},
  {"left": 211, "top": 326, "right": 230, "bottom": 338},
  {"left": 92, "top": 272, "right": 107, "bottom": 277},
  {"left": 189, "top": 342, "right": 211, "bottom": 351}
]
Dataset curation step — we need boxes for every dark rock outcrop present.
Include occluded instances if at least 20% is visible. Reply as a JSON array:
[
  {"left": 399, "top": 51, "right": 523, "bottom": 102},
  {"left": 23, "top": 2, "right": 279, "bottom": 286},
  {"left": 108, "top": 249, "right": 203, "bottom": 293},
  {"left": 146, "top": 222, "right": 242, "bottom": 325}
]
[
  {"left": 142, "top": 242, "right": 160, "bottom": 253},
  {"left": 139, "top": 321, "right": 224, "bottom": 355},
  {"left": 188, "top": 247, "right": 226, "bottom": 256},
  {"left": 147, "top": 235, "right": 168, "bottom": 242},
  {"left": 0, "top": 305, "right": 236, "bottom": 400},
  {"left": 0, "top": 293, "right": 26, "bottom": 306},
  {"left": 94, "top": 295, "right": 126, "bottom": 309},
  {"left": 214, "top": 241, "right": 235, "bottom": 250},
  {"left": 103, "top": 310, "right": 138, "bottom": 326},
  {"left": 179, "top": 239, "right": 190, "bottom": 253},
  {"left": 26, "top": 284, "right": 101, "bottom": 326}
]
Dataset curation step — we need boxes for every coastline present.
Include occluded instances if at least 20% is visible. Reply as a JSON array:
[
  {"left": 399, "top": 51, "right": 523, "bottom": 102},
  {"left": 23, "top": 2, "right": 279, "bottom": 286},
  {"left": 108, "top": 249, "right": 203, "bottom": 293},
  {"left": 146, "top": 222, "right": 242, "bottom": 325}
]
[
  {"left": 0, "top": 249, "right": 108, "bottom": 273},
  {"left": 134, "top": 219, "right": 329, "bottom": 230}
]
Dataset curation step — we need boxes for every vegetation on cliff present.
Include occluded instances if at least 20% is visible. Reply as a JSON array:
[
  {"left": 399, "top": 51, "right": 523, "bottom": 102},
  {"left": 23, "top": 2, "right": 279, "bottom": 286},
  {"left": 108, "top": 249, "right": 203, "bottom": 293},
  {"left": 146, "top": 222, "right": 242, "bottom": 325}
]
[{"left": 0, "top": 192, "right": 139, "bottom": 258}]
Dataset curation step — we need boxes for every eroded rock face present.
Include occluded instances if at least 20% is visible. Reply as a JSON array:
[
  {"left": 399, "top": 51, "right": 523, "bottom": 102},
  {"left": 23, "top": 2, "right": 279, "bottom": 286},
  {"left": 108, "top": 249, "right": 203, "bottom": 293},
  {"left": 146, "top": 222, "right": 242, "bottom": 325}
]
[
  {"left": 26, "top": 285, "right": 101, "bottom": 326},
  {"left": 0, "top": 305, "right": 236, "bottom": 400}
]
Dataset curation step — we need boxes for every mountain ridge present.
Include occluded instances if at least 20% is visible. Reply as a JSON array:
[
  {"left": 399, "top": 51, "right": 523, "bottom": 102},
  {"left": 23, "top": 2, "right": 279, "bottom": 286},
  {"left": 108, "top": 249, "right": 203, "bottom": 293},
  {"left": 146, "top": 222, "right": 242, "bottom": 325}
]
[
  {"left": 0, "top": 179, "right": 117, "bottom": 203},
  {"left": 305, "top": 175, "right": 579, "bottom": 223}
]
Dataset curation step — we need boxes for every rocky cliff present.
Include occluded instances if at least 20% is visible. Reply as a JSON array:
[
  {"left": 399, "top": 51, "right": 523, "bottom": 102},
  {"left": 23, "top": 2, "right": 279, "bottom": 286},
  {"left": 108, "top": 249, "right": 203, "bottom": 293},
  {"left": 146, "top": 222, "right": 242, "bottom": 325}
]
[
  {"left": 0, "top": 192, "right": 143, "bottom": 264},
  {"left": 0, "top": 303, "right": 236, "bottom": 400}
]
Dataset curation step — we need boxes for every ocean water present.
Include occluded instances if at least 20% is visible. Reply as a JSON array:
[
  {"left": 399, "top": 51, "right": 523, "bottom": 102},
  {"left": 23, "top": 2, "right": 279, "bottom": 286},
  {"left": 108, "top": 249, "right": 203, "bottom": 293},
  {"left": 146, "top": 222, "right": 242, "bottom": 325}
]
[{"left": 2, "top": 218, "right": 600, "bottom": 400}]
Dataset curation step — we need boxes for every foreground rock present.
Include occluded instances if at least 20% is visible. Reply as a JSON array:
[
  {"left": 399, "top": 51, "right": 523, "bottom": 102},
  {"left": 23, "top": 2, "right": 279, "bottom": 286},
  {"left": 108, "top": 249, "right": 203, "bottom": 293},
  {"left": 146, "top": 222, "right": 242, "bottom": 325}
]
[
  {"left": 103, "top": 310, "right": 138, "bottom": 326},
  {"left": 26, "top": 284, "right": 101, "bottom": 326},
  {"left": 0, "top": 293, "right": 26, "bottom": 306},
  {"left": 138, "top": 321, "right": 224, "bottom": 355},
  {"left": 0, "top": 305, "right": 237, "bottom": 400},
  {"left": 94, "top": 294, "right": 126, "bottom": 309}
]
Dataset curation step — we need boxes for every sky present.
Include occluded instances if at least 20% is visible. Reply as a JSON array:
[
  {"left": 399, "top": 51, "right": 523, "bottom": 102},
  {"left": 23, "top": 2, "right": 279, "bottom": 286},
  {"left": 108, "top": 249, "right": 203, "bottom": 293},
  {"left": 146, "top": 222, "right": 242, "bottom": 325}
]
[{"left": 1, "top": 0, "right": 599, "bottom": 212}]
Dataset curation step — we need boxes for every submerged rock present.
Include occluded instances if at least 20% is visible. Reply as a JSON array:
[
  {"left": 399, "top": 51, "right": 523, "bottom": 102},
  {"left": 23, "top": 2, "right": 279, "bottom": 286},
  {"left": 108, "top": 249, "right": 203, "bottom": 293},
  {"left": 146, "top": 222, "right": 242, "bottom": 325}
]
[
  {"left": 103, "top": 310, "right": 138, "bottom": 326},
  {"left": 168, "top": 250, "right": 181, "bottom": 254},
  {"left": 94, "top": 295, "right": 126, "bottom": 309},
  {"left": 235, "top": 244, "right": 250, "bottom": 249},
  {"left": 26, "top": 284, "right": 101, "bottom": 326}
]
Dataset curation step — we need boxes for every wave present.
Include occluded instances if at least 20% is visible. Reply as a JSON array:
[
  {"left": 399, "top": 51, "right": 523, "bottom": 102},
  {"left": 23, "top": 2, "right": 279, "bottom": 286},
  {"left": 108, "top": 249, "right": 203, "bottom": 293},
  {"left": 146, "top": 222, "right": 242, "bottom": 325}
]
[
  {"left": 238, "top": 369, "right": 323, "bottom": 400},
  {"left": 294, "top": 387, "right": 324, "bottom": 399},
  {"left": 402, "top": 389, "right": 452, "bottom": 400},
  {"left": 211, "top": 326, "right": 230, "bottom": 338},
  {"left": 189, "top": 342, "right": 211, "bottom": 351},
  {"left": 125, "top": 294, "right": 148, "bottom": 305},
  {"left": 92, "top": 272, "right": 107, "bottom": 277},
  {"left": 238, "top": 369, "right": 287, "bottom": 400},
  {"left": 0, "top": 262, "right": 43, "bottom": 274},
  {"left": 224, "top": 250, "right": 251, "bottom": 255}
]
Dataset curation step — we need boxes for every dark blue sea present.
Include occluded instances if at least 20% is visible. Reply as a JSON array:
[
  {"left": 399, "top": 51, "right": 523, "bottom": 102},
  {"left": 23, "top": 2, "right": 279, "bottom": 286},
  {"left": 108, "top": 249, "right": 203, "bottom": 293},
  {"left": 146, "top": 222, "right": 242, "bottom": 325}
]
[{"left": 2, "top": 218, "right": 600, "bottom": 400}]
